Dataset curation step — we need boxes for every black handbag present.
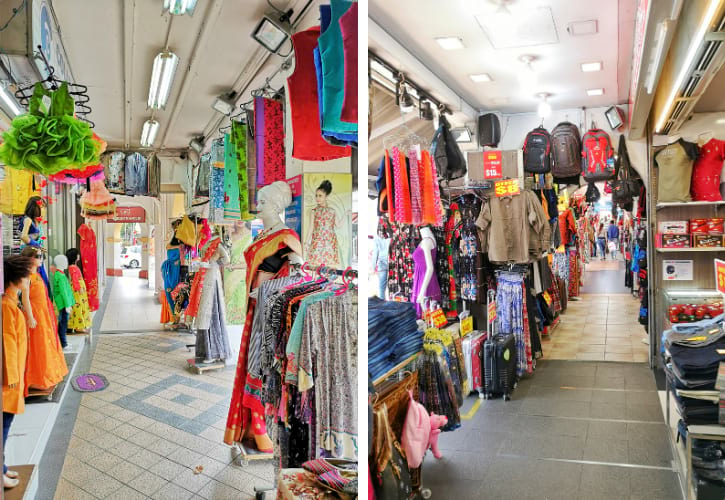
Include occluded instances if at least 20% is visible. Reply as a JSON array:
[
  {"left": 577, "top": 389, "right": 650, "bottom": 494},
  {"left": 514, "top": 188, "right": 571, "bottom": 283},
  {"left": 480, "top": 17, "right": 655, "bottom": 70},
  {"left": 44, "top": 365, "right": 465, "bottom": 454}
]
[
  {"left": 585, "top": 182, "right": 600, "bottom": 203},
  {"left": 431, "top": 115, "right": 467, "bottom": 180},
  {"left": 611, "top": 135, "right": 640, "bottom": 203}
]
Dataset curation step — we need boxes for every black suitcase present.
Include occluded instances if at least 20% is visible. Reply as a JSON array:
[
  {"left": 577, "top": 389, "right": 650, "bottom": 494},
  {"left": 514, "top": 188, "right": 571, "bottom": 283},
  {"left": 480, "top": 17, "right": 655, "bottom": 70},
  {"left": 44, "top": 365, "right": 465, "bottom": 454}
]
[{"left": 483, "top": 333, "right": 517, "bottom": 400}]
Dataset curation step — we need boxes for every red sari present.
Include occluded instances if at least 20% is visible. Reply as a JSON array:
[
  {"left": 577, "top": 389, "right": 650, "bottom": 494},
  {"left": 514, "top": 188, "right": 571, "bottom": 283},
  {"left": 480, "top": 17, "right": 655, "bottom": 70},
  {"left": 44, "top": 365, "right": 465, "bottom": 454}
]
[
  {"left": 185, "top": 238, "right": 222, "bottom": 319},
  {"left": 77, "top": 223, "right": 99, "bottom": 311},
  {"left": 224, "top": 228, "right": 302, "bottom": 445}
]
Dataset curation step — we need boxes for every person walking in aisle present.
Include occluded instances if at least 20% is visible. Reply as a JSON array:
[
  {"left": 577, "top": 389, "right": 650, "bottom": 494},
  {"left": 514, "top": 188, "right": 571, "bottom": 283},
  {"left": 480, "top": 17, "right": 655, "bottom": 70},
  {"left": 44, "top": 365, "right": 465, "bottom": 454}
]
[
  {"left": 607, "top": 220, "right": 620, "bottom": 260},
  {"left": 597, "top": 222, "right": 607, "bottom": 259}
]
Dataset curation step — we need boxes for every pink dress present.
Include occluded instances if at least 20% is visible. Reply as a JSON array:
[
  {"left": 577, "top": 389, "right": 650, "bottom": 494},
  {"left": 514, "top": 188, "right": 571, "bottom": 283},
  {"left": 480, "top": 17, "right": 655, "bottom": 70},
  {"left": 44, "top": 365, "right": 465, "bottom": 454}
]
[{"left": 307, "top": 206, "right": 340, "bottom": 266}]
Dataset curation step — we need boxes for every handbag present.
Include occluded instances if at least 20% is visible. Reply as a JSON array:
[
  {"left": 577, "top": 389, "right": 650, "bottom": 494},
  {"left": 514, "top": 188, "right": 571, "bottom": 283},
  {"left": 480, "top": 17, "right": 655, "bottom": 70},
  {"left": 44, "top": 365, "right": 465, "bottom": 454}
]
[
  {"left": 431, "top": 115, "right": 467, "bottom": 180},
  {"left": 372, "top": 405, "right": 413, "bottom": 500},
  {"left": 585, "top": 182, "right": 600, "bottom": 203},
  {"left": 611, "top": 135, "right": 640, "bottom": 203}
]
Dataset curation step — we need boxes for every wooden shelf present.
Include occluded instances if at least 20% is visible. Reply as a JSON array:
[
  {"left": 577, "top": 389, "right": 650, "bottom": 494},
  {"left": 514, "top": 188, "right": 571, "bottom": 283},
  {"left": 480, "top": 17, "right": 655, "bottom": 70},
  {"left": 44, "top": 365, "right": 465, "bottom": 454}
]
[
  {"left": 656, "top": 201, "right": 725, "bottom": 210},
  {"left": 656, "top": 247, "right": 725, "bottom": 253}
]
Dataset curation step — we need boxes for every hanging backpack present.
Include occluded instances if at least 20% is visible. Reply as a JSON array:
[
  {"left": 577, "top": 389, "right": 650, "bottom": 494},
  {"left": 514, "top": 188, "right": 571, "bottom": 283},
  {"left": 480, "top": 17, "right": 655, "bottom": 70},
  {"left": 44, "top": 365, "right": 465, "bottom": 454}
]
[
  {"left": 581, "top": 128, "right": 614, "bottom": 181},
  {"left": 585, "top": 182, "right": 600, "bottom": 203},
  {"left": 431, "top": 115, "right": 467, "bottom": 180},
  {"left": 550, "top": 122, "right": 581, "bottom": 178},
  {"left": 523, "top": 126, "right": 551, "bottom": 173},
  {"left": 611, "top": 135, "right": 641, "bottom": 204}
]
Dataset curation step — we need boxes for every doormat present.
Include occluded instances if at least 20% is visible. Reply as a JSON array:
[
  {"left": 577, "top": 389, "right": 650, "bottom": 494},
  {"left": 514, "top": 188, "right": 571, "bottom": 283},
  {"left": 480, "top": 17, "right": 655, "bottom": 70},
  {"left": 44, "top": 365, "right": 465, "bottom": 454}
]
[
  {"left": 26, "top": 352, "right": 77, "bottom": 404},
  {"left": 71, "top": 373, "right": 109, "bottom": 392}
]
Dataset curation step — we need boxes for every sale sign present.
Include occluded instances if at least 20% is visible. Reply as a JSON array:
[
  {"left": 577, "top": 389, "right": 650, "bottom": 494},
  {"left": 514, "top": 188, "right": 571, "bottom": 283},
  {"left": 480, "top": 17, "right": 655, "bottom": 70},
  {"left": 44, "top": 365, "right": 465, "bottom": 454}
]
[
  {"left": 483, "top": 150, "right": 503, "bottom": 179},
  {"left": 494, "top": 179, "right": 520, "bottom": 197},
  {"left": 716, "top": 259, "right": 725, "bottom": 295}
]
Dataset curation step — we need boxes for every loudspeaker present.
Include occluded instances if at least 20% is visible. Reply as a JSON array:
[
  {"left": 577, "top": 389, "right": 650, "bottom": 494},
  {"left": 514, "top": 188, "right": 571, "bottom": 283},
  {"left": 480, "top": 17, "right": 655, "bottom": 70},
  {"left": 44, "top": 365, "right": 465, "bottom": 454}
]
[{"left": 478, "top": 113, "right": 501, "bottom": 147}]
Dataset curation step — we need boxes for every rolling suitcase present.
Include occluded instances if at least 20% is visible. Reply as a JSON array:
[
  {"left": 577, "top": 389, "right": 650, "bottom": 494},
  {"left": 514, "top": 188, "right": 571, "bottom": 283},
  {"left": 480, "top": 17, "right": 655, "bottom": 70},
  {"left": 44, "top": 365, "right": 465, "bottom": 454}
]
[{"left": 483, "top": 290, "right": 517, "bottom": 400}]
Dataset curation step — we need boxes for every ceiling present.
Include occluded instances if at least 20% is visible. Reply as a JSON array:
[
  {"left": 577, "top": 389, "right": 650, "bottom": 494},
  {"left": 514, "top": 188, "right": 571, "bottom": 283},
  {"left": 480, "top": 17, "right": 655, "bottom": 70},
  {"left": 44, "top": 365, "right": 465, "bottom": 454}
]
[
  {"left": 51, "top": 0, "right": 320, "bottom": 151},
  {"left": 369, "top": 0, "right": 637, "bottom": 114},
  {"left": 694, "top": 64, "right": 725, "bottom": 113}
]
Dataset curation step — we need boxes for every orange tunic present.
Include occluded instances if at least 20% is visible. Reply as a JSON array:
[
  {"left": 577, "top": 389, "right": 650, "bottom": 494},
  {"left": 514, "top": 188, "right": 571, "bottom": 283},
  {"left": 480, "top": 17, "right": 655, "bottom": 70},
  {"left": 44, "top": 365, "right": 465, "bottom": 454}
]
[
  {"left": 2, "top": 293, "right": 27, "bottom": 415},
  {"left": 25, "top": 273, "right": 68, "bottom": 389}
]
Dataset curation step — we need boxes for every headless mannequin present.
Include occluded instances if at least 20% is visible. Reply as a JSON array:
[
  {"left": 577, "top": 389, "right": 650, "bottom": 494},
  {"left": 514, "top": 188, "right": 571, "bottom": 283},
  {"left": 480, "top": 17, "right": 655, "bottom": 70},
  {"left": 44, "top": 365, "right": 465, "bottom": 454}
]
[{"left": 416, "top": 226, "right": 436, "bottom": 306}]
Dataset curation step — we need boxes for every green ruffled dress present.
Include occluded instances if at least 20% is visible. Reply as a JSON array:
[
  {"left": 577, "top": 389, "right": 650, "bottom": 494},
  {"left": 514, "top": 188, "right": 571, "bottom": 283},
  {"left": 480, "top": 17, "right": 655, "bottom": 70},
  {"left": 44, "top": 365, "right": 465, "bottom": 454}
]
[{"left": 0, "top": 83, "right": 100, "bottom": 175}]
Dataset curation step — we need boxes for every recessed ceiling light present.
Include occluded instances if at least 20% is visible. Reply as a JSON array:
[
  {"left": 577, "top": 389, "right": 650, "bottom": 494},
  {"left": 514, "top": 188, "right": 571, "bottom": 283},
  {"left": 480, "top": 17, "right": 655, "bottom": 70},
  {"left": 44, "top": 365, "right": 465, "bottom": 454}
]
[
  {"left": 435, "top": 37, "right": 465, "bottom": 50},
  {"left": 716, "top": 118, "right": 725, "bottom": 124},
  {"left": 567, "top": 20, "right": 598, "bottom": 36},
  {"left": 587, "top": 88, "right": 604, "bottom": 96},
  {"left": 470, "top": 73, "right": 492, "bottom": 83},
  {"left": 581, "top": 61, "right": 602, "bottom": 72}
]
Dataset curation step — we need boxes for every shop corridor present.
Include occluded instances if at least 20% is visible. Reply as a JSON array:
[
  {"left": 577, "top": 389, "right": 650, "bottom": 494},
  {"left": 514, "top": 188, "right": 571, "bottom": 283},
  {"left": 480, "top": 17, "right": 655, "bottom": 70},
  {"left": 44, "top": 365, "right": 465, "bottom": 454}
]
[
  {"left": 99, "top": 277, "right": 161, "bottom": 334},
  {"left": 423, "top": 360, "right": 679, "bottom": 500}
]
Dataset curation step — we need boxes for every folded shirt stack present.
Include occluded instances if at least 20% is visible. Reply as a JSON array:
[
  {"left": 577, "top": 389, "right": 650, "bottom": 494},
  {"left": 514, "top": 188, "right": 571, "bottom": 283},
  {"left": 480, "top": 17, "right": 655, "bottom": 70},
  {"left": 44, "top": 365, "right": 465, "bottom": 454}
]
[{"left": 368, "top": 297, "right": 422, "bottom": 381}]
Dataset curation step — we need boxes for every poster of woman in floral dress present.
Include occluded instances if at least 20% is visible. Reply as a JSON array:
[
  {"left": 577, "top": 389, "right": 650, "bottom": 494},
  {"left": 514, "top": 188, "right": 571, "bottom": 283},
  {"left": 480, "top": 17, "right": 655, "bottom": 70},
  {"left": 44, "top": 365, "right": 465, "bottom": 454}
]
[{"left": 303, "top": 173, "right": 352, "bottom": 268}]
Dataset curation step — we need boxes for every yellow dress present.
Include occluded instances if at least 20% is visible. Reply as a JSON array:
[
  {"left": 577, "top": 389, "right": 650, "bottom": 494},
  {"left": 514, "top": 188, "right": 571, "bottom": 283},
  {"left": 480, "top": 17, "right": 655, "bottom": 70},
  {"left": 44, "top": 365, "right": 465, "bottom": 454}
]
[{"left": 67, "top": 265, "right": 92, "bottom": 331}]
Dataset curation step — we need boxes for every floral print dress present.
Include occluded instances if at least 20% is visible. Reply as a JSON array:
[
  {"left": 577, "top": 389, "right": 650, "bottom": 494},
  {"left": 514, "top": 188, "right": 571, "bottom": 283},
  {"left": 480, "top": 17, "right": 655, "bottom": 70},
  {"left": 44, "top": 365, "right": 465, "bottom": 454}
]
[
  {"left": 67, "top": 265, "right": 91, "bottom": 331},
  {"left": 307, "top": 206, "right": 339, "bottom": 267}
]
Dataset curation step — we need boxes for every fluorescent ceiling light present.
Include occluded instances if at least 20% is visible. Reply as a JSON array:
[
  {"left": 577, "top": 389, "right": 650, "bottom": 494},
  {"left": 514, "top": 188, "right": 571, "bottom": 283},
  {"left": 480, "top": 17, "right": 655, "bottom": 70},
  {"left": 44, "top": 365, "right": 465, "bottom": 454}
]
[
  {"left": 163, "top": 0, "right": 197, "bottom": 15},
  {"left": 655, "top": 0, "right": 722, "bottom": 132},
  {"left": 251, "top": 15, "right": 290, "bottom": 54},
  {"left": 0, "top": 85, "right": 22, "bottom": 116},
  {"left": 451, "top": 127, "right": 472, "bottom": 143},
  {"left": 470, "top": 73, "right": 492, "bottom": 82},
  {"left": 716, "top": 118, "right": 725, "bottom": 124},
  {"left": 646, "top": 21, "right": 669, "bottom": 94},
  {"left": 435, "top": 37, "right": 465, "bottom": 50},
  {"left": 581, "top": 61, "right": 602, "bottom": 72},
  {"left": 370, "top": 60, "right": 395, "bottom": 82},
  {"left": 141, "top": 119, "right": 160, "bottom": 147},
  {"left": 148, "top": 50, "right": 179, "bottom": 110},
  {"left": 587, "top": 88, "right": 604, "bottom": 96},
  {"left": 537, "top": 93, "right": 551, "bottom": 118}
]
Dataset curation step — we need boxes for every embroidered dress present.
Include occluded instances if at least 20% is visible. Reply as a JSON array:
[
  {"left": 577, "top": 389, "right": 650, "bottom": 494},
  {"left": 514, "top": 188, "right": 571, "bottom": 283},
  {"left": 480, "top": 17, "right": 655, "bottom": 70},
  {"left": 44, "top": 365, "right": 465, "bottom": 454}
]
[
  {"left": 209, "top": 141, "right": 225, "bottom": 223},
  {"left": 78, "top": 224, "right": 100, "bottom": 311},
  {"left": 223, "top": 133, "right": 241, "bottom": 221},
  {"left": 231, "top": 121, "right": 252, "bottom": 220},
  {"left": 307, "top": 206, "right": 340, "bottom": 267},
  {"left": 67, "top": 265, "right": 91, "bottom": 331},
  {"left": 377, "top": 216, "right": 417, "bottom": 299}
]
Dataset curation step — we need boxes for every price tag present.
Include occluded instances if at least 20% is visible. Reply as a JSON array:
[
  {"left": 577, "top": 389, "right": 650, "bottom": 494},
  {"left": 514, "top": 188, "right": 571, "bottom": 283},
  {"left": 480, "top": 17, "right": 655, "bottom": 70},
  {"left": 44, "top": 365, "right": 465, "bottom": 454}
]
[
  {"left": 460, "top": 315, "right": 473, "bottom": 336},
  {"left": 494, "top": 179, "right": 520, "bottom": 197},
  {"left": 716, "top": 259, "right": 725, "bottom": 294},
  {"left": 483, "top": 150, "right": 503, "bottom": 179},
  {"left": 487, "top": 300, "right": 497, "bottom": 323}
]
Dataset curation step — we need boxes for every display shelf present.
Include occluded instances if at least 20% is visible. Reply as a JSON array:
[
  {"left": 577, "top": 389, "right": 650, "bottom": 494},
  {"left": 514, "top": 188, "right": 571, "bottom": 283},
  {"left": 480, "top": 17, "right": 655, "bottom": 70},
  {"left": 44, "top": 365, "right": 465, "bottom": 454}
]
[
  {"left": 656, "top": 247, "right": 725, "bottom": 253},
  {"left": 372, "top": 352, "right": 420, "bottom": 386},
  {"left": 656, "top": 201, "right": 725, "bottom": 210}
]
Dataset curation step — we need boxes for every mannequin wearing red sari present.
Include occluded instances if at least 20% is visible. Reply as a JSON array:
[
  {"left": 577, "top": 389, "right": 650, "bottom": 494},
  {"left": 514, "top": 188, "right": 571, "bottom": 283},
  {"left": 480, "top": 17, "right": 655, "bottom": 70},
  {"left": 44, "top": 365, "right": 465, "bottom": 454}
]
[
  {"left": 77, "top": 223, "right": 99, "bottom": 311},
  {"left": 224, "top": 181, "right": 302, "bottom": 452}
]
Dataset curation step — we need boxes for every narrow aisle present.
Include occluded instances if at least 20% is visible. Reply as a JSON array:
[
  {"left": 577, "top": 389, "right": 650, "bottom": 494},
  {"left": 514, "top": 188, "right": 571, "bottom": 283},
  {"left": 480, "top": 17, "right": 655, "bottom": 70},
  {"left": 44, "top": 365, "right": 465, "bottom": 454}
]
[
  {"left": 423, "top": 361, "right": 679, "bottom": 500},
  {"left": 52, "top": 329, "right": 259, "bottom": 500},
  {"left": 99, "top": 277, "right": 161, "bottom": 333}
]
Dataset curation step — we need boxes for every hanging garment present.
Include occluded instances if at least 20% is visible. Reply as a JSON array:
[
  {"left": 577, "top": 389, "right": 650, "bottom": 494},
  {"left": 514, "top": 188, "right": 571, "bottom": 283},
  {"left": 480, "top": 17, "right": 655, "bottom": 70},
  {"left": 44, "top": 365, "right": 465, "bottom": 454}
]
[
  {"left": 432, "top": 226, "right": 450, "bottom": 310},
  {"left": 287, "top": 27, "right": 351, "bottom": 161},
  {"left": 558, "top": 209, "right": 577, "bottom": 246},
  {"left": 496, "top": 272, "right": 532, "bottom": 377},
  {"left": 0, "top": 168, "right": 37, "bottom": 215},
  {"left": 339, "top": 1, "right": 358, "bottom": 123},
  {"left": 147, "top": 154, "right": 160, "bottom": 197},
  {"left": 2, "top": 294, "right": 27, "bottom": 415},
  {"left": 124, "top": 152, "right": 148, "bottom": 196},
  {"left": 67, "top": 265, "right": 92, "bottom": 331},
  {"left": 77, "top": 224, "right": 99, "bottom": 311},
  {"left": 420, "top": 150, "right": 443, "bottom": 226},
  {"left": 49, "top": 163, "right": 104, "bottom": 184},
  {"left": 105, "top": 151, "right": 126, "bottom": 194},
  {"left": 691, "top": 138, "right": 725, "bottom": 201},
  {"left": 231, "top": 121, "right": 252, "bottom": 220},
  {"left": 408, "top": 149, "right": 423, "bottom": 225},
  {"left": 411, "top": 241, "right": 442, "bottom": 318},
  {"left": 654, "top": 139, "right": 699, "bottom": 202},
  {"left": 377, "top": 216, "right": 417, "bottom": 300},
  {"left": 223, "top": 133, "right": 241, "bottom": 221},
  {"left": 307, "top": 206, "right": 340, "bottom": 267},
  {"left": 195, "top": 153, "right": 211, "bottom": 198},
  {"left": 477, "top": 194, "right": 537, "bottom": 263},
  {"left": 209, "top": 141, "right": 225, "bottom": 223},
  {"left": 161, "top": 248, "right": 181, "bottom": 322},
  {"left": 80, "top": 180, "right": 116, "bottom": 220},
  {"left": 25, "top": 272, "right": 68, "bottom": 389},
  {"left": 254, "top": 97, "right": 286, "bottom": 186},
  {"left": 317, "top": 0, "right": 357, "bottom": 137},
  {"left": 392, "top": 148, "right": 413, "bottom": 224}
]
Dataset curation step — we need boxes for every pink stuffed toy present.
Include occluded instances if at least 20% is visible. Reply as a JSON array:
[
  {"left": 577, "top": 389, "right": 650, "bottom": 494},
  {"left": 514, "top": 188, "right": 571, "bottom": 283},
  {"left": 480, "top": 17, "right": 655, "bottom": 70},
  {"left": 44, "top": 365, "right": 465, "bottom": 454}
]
[{"left": 428, "top": 414, "right": 448, "bottom": 459}]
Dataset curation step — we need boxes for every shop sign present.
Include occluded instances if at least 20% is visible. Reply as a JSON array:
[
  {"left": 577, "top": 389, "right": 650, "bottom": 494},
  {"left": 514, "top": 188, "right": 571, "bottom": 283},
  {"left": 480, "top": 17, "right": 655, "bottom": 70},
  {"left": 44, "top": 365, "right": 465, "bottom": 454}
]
[
  {"left": 627, "top": 0, "right": 650, "bottom": 126},
  {"left": 460, "top": 314, "right": 473, "bottom": 336},
  {"left": 284, "top": 175, "right": 303, "bottom": 237},
  {"left": 32, "top": 0, "right": 72, "bottom": 82},
  {"left": 108, "top": 206, "right": 145, "bottom": 224},
  {"left": 494, "top": 179, "right": 520, "bottom": 197},
  {"left": 487, "top": 300, "right": 497, "bottom": 323},
  {"left": 716, "top": 259, "right": 725, "bottom": 295},
  {"left": 483, "top": 151, "right": 503, "bottom": 179}
]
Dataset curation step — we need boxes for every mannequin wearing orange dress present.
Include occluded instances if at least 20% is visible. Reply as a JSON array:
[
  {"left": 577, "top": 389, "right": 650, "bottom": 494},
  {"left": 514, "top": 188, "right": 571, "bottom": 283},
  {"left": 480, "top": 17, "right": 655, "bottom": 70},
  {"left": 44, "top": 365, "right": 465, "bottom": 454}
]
[
  {"left": 20, "top": 247, "right": 68, "bottom": 391},
  {"left": 2, "top": 255, "right": 34, "bottom": 489}
]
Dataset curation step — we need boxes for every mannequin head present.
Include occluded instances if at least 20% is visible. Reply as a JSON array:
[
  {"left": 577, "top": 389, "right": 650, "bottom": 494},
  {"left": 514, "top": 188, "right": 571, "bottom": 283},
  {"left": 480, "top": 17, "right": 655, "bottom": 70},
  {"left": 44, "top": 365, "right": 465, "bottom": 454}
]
[
  {"left": 54, "top": 254, "right": 69, "bottom": 271},
  {"left": 315, "top": 180, "right": 332, "bottom": 207},
  {"left": 3, "top": 256, "right": 33, "bottom": 292},
  {"left": 257, "top": 181, "right": 292, "bottom": 229},
  {"left": 24, "top": 196, "right": 44, "bottom": 222},
  {"left": 419, "top": 225, "right": 434, "bottom": 241},
  {"left": 66, "top": 248, "right": 80, "bottom": 266},
  {"left": 20, "top": 246, "right": 43, "bottom": 271}
]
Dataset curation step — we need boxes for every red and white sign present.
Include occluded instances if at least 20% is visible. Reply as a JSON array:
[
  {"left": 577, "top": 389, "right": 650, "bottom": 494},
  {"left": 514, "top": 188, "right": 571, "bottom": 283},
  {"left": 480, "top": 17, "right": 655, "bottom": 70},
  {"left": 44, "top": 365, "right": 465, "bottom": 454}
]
[
  {"left": 108, "top": 206, "right": 145, "bottom": 224},
  {"left": 483, "top": 150, "right": 503, "bottom": 179}
]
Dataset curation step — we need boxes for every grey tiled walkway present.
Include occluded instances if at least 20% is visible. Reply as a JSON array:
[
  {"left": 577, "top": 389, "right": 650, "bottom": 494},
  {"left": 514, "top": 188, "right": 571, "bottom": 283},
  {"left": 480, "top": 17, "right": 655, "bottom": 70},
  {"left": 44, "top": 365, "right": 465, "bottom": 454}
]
[
  {"left": 54, "top": 331, "right": 271, "bottom": 500},
  {"left": 423, "top": 360, "right": 681, "bottom": 499}
]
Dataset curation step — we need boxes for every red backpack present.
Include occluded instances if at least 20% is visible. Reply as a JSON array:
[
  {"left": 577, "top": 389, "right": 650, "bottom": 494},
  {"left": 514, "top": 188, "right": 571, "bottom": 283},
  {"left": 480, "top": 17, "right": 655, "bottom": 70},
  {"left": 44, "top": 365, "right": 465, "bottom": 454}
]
[{"left": 581, "top": 129, "right": 614, "bottom": 181}]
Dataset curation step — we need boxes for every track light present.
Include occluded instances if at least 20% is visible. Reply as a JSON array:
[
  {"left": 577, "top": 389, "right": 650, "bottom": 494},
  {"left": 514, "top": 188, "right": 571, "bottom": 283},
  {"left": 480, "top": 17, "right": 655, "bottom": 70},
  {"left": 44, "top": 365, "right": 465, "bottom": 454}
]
[
  {"left": 212, "top": 91, "right": 238, "bottom": 115},
  {"left": 163, "top": 0, "right": 197, "bottom": 15},
  {"left": 189, "top": 137, "right": 204, "bottom": 153},
  {"left": 251, "top": 13, "right": 292, "bottom": 54},
  {"left": 141, "top": 120, "right": 160, "bottom": 147},
  {"left": 148, "top": 50, "right": 179, "bottom": 110},
  {"left": 419, "top": 100, "right": 434, "bottom": 120}
]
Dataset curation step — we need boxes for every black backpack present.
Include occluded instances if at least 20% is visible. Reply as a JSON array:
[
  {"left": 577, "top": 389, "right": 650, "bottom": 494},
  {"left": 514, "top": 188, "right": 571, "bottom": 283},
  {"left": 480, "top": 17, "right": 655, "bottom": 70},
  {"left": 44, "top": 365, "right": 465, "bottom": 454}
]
[
  {"left": 550, "top": 122, "right": 581, "bottom": 178},
  {"left": 585, "top": 182, "right": 600, "bottom": 203},
  {"left": 523, "top": 127, "right": 551, "bottom": 173},
  {"left": 431, "top": 115, "right": 467, "bottom": 180}
]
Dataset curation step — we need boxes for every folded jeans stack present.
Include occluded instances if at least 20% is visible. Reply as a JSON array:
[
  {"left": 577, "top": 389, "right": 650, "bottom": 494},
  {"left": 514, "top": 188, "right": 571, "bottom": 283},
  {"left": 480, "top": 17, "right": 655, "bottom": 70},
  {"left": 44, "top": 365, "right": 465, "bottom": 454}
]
[{"left": 368, "top": 297, "right": 423, "bottom": 381}]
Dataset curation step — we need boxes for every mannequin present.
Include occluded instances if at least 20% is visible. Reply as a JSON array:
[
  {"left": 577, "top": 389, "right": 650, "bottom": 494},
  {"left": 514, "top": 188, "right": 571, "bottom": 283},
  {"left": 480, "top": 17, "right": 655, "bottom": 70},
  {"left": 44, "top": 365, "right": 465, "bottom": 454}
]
[
  {"left": 412, "top": 226, "right": 441, "bottom": 318},
  {"left": 52, "top": 255, "right": 75, "bottom": 350},
  {"left": 225, "top": 181, "right": 303, "bottom": 453},
  {"left": 65, "top": 248, "right": 91, "bottom": 333},
  {"left": 20, "top": 196, "right": 44, "bottom": 249}
]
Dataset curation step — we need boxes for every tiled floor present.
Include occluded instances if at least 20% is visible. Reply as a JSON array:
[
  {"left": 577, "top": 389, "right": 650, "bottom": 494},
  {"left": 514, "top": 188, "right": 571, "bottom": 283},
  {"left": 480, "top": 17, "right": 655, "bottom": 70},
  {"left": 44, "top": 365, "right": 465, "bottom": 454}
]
[
  {"left": 424, "top": 361, "right": 681, "bottom": 500},
  {"left": 542, "top": 259, "right": 648, "bottom": 363},
  {"left": 53, "top": 330, "right": 270, "bottom": 500},
  {"left": 99, "top": 277, "right": 161, "bottom": 333}
]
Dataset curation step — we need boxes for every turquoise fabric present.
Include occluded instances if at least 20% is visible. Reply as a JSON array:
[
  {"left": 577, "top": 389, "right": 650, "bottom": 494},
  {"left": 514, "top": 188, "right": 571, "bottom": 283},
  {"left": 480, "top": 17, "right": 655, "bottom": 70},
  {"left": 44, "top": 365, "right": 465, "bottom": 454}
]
[{"left": 318, "top": 0, "right": 357, "bottom": 135}]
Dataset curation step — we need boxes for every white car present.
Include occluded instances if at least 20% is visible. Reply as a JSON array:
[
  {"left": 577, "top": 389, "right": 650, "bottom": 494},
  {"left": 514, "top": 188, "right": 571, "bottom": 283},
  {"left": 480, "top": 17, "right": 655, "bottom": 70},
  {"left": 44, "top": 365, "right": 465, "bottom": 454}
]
[{"left": 120, "top": 246, "right": 142, "bottom": 268}]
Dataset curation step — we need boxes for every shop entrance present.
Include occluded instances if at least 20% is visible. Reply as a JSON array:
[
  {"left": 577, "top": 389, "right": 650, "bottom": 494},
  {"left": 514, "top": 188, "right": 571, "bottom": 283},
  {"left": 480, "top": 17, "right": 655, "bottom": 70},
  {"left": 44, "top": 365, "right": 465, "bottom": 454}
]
[{"left": 118, "top": 222, "right": 143, "bottom": 277}]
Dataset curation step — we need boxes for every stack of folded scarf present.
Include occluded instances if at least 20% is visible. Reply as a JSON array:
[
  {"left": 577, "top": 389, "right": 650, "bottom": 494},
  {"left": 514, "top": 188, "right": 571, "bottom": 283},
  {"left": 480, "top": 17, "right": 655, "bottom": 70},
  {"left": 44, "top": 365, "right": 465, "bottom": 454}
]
[{"left": 368, "top": 297, "right": 422, "bottom": 381}]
